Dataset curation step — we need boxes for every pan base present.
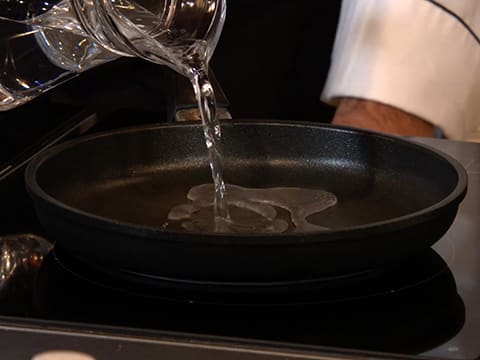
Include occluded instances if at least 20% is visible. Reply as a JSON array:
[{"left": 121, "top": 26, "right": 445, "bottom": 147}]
[
  {"left": 50, "top": 246, "right": 449, "bottom": 306},
  {"left": 62, "top": 165, "right": 434, "bottom": 232}
]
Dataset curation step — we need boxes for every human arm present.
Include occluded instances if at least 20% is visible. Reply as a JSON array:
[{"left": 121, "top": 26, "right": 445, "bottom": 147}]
[
  {"left": 323, "top": 0, "right": 480, "bottom": 140},
  {"left": 332, "top": 98, "right": 435, "bottom": 137}
]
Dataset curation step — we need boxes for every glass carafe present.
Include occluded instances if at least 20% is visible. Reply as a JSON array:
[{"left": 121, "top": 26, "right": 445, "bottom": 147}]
[{"left": 0, "top": 0, "right": 226, "bottom": 110}]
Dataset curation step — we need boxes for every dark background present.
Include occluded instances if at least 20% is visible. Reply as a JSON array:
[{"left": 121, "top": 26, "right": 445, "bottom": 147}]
[{"left": 212, "top": 1, "right": 341, "bottom": 121}]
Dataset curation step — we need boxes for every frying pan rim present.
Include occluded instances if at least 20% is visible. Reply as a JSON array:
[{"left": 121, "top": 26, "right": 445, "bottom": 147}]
[{"left": 25, "top": 120, "right": 468, "bottom": 244}]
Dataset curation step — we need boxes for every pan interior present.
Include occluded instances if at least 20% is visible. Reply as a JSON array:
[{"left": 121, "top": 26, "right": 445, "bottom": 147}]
[{"left": 33, "top": 123, "right": 459, "bottom": 232}]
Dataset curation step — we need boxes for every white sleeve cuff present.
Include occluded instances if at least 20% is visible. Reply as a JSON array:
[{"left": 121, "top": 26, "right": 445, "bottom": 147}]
[{"left": 321, "top": 0, "right": 480, "bottom": 141}]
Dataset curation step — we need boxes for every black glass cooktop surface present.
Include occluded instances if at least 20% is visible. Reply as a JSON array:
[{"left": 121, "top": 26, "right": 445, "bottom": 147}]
[{"left": 0, "top": 123, "right": 479, "bottom": 360}]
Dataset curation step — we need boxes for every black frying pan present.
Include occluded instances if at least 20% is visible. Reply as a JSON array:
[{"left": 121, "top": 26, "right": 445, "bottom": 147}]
[{"left": 25, "top": 121, "right": 467, "bottom": 282}]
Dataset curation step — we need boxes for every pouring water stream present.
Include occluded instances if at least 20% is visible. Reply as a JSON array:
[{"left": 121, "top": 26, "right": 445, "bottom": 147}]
[{"left": 0, "top": 0, "right": 337, "bottom": 233}]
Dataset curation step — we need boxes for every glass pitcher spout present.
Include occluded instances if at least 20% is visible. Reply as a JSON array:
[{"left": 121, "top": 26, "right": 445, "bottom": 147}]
[{"left": 0, "top": 0, "right": 226, "bottom": 110}]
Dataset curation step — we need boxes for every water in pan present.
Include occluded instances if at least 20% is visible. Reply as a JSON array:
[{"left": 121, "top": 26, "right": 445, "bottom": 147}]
[{"left": 167, "top": 184, "right": 338, "bottom": 234}]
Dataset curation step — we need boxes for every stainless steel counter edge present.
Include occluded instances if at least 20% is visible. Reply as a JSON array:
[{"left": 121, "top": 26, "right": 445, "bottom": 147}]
[{"left": 0, "top": 317, "right": 434, "bottom": 360}]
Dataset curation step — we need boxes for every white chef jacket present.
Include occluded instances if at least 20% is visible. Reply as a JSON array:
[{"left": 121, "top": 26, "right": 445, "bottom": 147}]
[{"left": 322, "top": 0, "right": 480, "bottom": 141}]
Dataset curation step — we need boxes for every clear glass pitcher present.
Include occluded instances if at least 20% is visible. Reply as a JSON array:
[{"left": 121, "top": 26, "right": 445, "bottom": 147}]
[{"left": 0, "top": 0, "right": 226, "bottom": 110}]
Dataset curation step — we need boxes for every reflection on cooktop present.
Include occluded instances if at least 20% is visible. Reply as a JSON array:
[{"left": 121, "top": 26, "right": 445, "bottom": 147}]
[{"left": 23, "top": 247, "right": 465, "bottom": 355}]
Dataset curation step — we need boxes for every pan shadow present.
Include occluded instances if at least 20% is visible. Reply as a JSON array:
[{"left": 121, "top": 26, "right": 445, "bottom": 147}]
[{"left": 32, "top": 247, "right": 465, "bottom": 356}]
